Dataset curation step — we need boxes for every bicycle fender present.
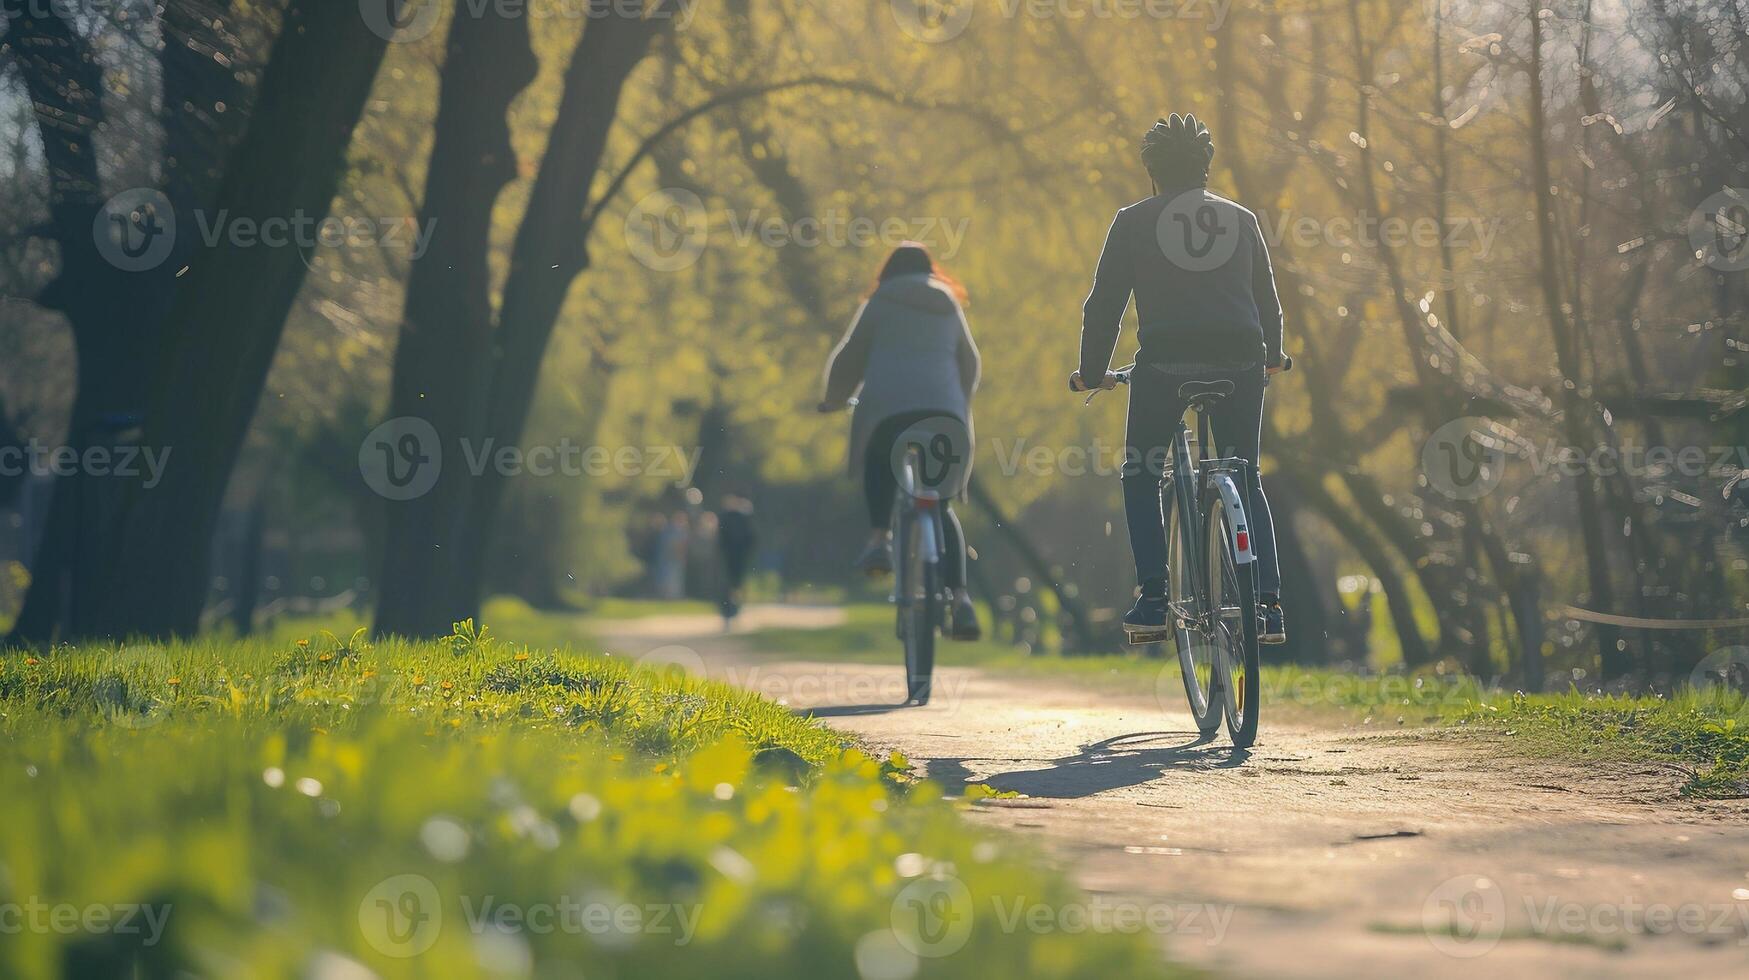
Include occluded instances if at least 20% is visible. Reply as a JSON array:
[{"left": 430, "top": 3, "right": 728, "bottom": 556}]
[
  {"left": 1210, "top": 474, "right": 1255, "bottom": 564},
  {"left": 918, "top": 510, "right": 941, "bottom": 565}
]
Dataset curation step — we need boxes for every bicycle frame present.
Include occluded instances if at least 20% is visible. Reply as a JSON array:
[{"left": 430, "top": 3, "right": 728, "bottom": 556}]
[{"left": 1160, "top": 407, "right": 1257, "bottom": 632}]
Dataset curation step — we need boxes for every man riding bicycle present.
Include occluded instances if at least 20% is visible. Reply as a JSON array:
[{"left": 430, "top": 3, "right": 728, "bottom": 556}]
[{"left": 1069, "top": 114, "right": 1288, "bottom": 645}]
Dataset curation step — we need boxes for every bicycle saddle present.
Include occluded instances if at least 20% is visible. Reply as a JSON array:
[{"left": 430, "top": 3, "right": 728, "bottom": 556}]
[{"left": 1177, "top": 379, "right": 1235, "bottom": 408}]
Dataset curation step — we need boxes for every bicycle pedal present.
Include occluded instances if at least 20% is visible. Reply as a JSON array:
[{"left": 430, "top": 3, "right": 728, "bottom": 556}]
[{"left": 1123, "top": 625, "right": 1171, "bottom": 645}]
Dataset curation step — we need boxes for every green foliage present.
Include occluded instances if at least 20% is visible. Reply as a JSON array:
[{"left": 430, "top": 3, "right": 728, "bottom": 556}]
[
  {"left": 0, "top": 630, "right": 1177, "bottom": 978},
  {"left": 1454, "top": 691, "right": 1749, "bottom": 800},
  {"left": 439, "top": 618, "right": 497, "bottom": 657}
]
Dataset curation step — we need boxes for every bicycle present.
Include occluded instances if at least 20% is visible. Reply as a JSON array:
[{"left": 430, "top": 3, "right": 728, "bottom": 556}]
[
  {"left": 1076, "top": 359, "right": 1290, "bottom": 748},
  {"left": 820, "top": 398, "right": 951, "bottom": 706}
]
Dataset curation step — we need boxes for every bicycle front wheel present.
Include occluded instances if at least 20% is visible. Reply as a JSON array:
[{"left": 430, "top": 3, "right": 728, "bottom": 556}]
[
  {"left": 1166, "top": 496, "right": 1222, "bottom": 735},
  {"left": 1207, "top": 487, "right": 1261, "bottom": 747}
]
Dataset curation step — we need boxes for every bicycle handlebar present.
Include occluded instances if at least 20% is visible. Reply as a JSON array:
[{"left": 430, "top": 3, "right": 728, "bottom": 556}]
[{"left": 1072, "top": 357, "right": 1292, "bottom": 404}]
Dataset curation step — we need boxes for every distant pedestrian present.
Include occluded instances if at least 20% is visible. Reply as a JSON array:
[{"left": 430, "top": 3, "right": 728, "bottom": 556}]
[
  {"left": 716, "top": 493, "right": 757, "bottom": 623},
  {"left": 652, "top": 511, "right": 689, "bottom": 600}
]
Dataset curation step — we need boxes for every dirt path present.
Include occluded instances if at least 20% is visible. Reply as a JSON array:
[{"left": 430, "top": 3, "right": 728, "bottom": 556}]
[{"left": 601, "top": 607, "right": 1749, "bottom": 978}]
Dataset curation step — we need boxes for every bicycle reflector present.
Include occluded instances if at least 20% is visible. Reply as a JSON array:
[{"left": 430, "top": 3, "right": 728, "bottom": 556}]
[{"left": 1236, "top": 531, "right": 1250, "bottom": 553}]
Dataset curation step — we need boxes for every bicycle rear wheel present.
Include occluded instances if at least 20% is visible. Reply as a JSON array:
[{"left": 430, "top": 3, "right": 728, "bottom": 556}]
[
  {"left": 1207, "top": 488, "right": 1261, "bottom": 747},
  {"left": 1166, "top": 497, "right": 1222, "bottom": 735}
]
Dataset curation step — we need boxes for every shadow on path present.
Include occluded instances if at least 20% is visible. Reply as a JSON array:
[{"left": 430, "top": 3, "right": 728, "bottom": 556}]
[
  {"left": 982, "top": 731, "right": 1250, "bottom": 798},
  {"left": 800, "top": 702, "right": 914, "bottom": 718}
]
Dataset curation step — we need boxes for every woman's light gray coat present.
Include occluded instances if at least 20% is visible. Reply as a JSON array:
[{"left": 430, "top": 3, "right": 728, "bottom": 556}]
[{"left": 821, "top": 273, "right": 980, "bottom": 476}]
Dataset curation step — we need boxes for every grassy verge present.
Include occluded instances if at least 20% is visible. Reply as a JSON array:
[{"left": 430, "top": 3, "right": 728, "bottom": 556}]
[
  {"left": 572, "top": 597, "right": 722, "bottom": 620},
  {"left": 741, "top": 604, "right": 1749, "bottom": 799},
  {"left": 0, "top": 623, "right": 1179, "bottom": 978}
]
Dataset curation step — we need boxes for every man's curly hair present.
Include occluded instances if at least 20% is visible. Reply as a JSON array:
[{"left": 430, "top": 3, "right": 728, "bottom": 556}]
[{"left": 1140, "top": 113, "right": 1215, "bottom": 189}]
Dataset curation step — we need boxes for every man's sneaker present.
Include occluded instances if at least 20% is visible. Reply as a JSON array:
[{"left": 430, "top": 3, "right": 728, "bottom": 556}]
[
  {"left": 1259, "top": 602, "right": 1286, "bottom": 645},
  {"left": 854, "top": 538, "right": 893, "bottom": 576},
  {"left": 950, "top": 593, "right": 981, "bottom": 641},
  {"left": 1123, "top": 594, "right": 1172, "bottom": 644}
]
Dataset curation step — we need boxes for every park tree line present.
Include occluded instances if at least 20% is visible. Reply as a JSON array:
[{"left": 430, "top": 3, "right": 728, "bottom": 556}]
[{"left": 2, "top": 0, "right": 1745, "bottom": 689}]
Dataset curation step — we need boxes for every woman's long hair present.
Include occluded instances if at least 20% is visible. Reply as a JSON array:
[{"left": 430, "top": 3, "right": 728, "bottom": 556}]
[{"left": 871, "top": 241, "right": 968, "bottom": 305}]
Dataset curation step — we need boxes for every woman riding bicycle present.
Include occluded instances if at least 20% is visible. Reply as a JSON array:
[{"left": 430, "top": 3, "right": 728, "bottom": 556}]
[
  {"left": 819, "top": 242, "right": 982, "bottom": 641},
  {"left": 1069, "top": 114, "right": 1288, "bottom": 645}
]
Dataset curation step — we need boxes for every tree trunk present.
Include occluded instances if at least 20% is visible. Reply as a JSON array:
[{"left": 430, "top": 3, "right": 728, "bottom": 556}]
[
  {"left": 230, "top": 489, "right": 267, "bottom": 635},
  {"left": 5, "top": 6, "right": 173, "bottom": 641},
  {"left": 1284, "top": 460, "right": 1436, "bottom": 668},
  {"left": 1266, "top": 471, "right": 1332, "bottom": 664},
  {"left": 374, "top": 8, "right": 670, "bottom": 636},
  {"left": 1524, "top": 4, "right": 1626, "bottom": 678},
  {"left": 448, "top": 11, "right": 672, "bottom": 623},
  {"left": 373, "top": 4, "right": 540, "bottom": 637},
  {"left": 86, "top": 0, "right": 391, "bottom": 637}
]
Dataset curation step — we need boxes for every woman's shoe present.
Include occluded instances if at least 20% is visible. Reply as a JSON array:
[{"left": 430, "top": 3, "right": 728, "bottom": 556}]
[
  {"left": 854, "top": 538, "right": 893, "bottom": 576},
  {"left": 950, "top": 593, "right": 981, "bottom": 640}
]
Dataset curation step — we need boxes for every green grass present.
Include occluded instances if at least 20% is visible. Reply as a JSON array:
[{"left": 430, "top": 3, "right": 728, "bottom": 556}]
[
  {"left": 0, "top": 623, "right": 1179, "bottom": 979},
  {"left": 742, "top": 604, "right": 1749, "bottom": 799},
  {"left": 255, "top": 596, "right": 575, "bottom": 651},
  {"left": 573, "top": 597, "right": 722, "bottom": 620}
]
